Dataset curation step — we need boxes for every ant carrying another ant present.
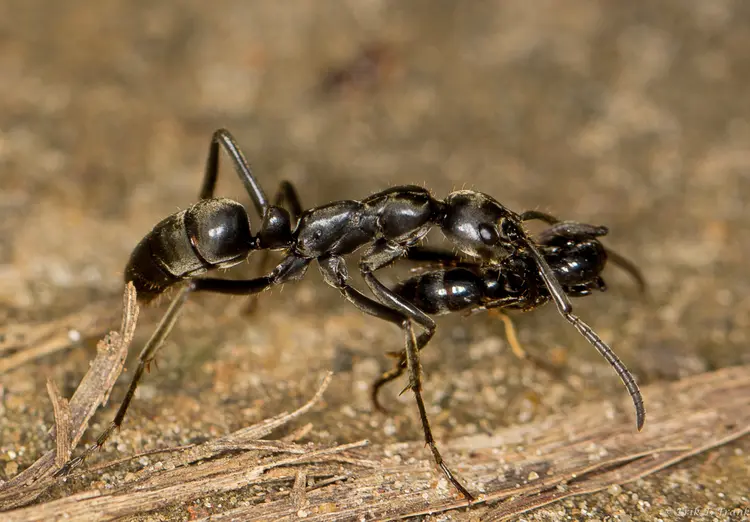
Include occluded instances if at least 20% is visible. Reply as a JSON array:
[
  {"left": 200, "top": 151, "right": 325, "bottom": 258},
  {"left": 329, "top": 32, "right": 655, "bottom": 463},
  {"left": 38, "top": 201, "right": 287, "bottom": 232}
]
[{"left": 57, "top": 129, "right": 645, "bottom": 502}]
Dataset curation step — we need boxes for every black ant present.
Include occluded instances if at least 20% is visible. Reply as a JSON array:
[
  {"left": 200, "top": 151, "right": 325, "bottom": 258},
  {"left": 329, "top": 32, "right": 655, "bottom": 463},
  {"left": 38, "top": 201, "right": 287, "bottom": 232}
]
[
  {"left": 372, "top": 219, "right": 646, "bottom": 418},
  {"left": 57, "top": 129, "right": 644, "bottom": 502}
]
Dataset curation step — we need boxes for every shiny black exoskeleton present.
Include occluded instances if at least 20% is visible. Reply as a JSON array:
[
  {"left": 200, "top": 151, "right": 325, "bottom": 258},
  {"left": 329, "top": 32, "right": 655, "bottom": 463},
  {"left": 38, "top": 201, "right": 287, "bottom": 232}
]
[
  {"left": 396, "top": 221, "right": 623, "bottom": 316},
  {"left": 373, "top": 221, "right": 646, "bottom": 423},
  {"left": 58, "top": 129, "right": 645, "bottom": 502}
]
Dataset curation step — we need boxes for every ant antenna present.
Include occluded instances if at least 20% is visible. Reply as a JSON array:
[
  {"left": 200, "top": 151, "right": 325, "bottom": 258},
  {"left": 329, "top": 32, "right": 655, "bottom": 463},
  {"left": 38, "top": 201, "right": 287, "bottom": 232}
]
[
  {"left": 525, "top": 241, "right": 572, "bottom": 314},
  {"left": 564, "top": 312, "right": 645, "bottom": 431},
  {"left": 524, "top": 233, "right": 645, "bottom": 431}
]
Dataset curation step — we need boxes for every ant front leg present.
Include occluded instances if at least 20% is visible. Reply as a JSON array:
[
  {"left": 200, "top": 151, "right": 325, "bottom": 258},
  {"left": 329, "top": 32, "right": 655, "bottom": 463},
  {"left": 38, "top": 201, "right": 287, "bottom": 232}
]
[
  {"left": 520, "top": 210, "right": 560, "bottom": 225},
  {"left": 318, "top": 255, "right": 405, "bottom": 326},
  {"left": 359, "top": 240, "right": 438, "bottom": 411},
  {"left": 370, "top": 246, "right": 478, "bottom": 410},
  {"left": 201, "top": 128, "right": 270, "bottom": 217},
  {"left": 317, "top": 254, "right": 437, "bottom": 361}
]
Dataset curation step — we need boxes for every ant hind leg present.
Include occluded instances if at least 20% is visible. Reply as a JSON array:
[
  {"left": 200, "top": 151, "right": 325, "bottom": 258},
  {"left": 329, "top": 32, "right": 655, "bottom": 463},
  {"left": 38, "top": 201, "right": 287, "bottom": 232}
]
[{"left": 56, "top": 284, "right": 194, "bottom": 476}]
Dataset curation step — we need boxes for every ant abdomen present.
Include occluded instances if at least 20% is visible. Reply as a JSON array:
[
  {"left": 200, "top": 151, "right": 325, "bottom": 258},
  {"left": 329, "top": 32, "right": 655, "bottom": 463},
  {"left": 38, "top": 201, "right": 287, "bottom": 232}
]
[
  {"left": 124, "top": 198, "right": 254, "bottom": 302},
  {"left": 395, "top": 268, "right": 483, "bottom": 315}
]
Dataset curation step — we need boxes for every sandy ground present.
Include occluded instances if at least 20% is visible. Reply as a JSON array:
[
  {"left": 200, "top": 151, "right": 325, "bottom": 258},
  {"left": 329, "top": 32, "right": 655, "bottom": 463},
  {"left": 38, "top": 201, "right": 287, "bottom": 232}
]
[{"left": 1, "top": 1, "right": 748, "bottom": 520}]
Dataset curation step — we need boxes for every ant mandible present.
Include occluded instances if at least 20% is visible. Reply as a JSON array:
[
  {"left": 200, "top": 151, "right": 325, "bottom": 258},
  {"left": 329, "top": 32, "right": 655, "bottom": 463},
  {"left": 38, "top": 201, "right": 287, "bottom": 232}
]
[{"left": 57, "top": 129, "right": 645, "bottom": 502}]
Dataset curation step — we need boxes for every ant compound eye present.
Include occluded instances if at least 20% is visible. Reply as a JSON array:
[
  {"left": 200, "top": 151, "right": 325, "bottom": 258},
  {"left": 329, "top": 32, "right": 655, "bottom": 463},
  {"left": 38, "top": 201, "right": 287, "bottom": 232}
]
[{"left": 478, "top": 223, "right": 500, "bottom": 245}]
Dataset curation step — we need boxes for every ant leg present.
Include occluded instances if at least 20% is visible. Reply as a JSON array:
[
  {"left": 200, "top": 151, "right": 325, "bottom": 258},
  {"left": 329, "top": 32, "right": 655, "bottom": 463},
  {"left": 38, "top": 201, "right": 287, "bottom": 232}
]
[
  {"left": 273, "top": 180, "right": 303, "bottom": 224},
  {"left": 316, "top": 256, "right": 435, "bottom": 413},
  {"left": 374, "top": 308, "right": 526, "bottom": 410},
  {"left": 318, "top": 255, "right": 404, "bottom": 325},
  {"left": 403, "top": 319, "right": 474, "bottom": 501},
  {"left": 359, "top": 242, "right": 438, "bottom": 339},
  {"left": 56, "top": 256, "right": 310, "bottom": 477},
  {"left": 561, "top": 310, "right": 645, "bottom": 431},
  {"left": 200, "top": 129, "right": 269, "bottom": 217},
  {"left": 370, "top": 329, "right": 440, "bottom": 413},
  {"left": 605, "top": 248, "right": 647, "bottom": 294},
  {"left": 358, "top": 240, "right": 438, "bottom": 406},
  {"left": 358, "top": 243, "right": 473, "bottom": 499},
  {"left": 56, "top": 285, "right": 193, "bottom": 476},
  {"left": 371, "top": 362, "right": 406, "bottom": 412},
  {"left": 520, "top": 210, "right": 559, "bottom": 224},
  {"left": 488, "top": 310, "right": 526, "bottom": 360},
  {"left": 192, "top": 254, "right": 311, "bottom": 295}
]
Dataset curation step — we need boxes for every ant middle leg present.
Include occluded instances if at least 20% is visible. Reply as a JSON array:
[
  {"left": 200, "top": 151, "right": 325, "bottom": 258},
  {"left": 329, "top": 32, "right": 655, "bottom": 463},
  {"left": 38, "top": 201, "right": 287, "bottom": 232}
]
[{"left": 370, "top": 330, "right": 436, "bottom": 413}]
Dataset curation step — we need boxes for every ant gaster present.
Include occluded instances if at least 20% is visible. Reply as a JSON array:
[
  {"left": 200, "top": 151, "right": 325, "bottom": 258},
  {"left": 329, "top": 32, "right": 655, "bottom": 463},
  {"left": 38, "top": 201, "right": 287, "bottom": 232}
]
[{"left": 57, "top": 129, "right": 644, "bottom": 502}]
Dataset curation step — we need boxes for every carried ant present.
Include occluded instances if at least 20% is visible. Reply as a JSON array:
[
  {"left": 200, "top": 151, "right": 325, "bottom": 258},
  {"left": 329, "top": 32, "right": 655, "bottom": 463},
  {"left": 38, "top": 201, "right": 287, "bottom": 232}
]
[
  {"left": 57, "top": 129, "right": 644, "bottom": 502},
  {"left": 373, "top": 219, "right": 646, "bottom": 414}
]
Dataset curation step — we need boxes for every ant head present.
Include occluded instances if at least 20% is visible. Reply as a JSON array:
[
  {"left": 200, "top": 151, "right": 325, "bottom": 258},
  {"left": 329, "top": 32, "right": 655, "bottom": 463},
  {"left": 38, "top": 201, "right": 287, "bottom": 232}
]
[
  {"left": 441, "top": 191, "right": 529, "bottom": 260},
  {"left": 537, "top": 222, "right": 609, "bottom": 288}
]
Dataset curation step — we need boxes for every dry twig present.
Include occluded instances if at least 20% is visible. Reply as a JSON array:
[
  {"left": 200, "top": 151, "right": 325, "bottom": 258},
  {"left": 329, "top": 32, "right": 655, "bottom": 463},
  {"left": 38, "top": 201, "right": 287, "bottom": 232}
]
[
  {"left": 0, "top": 361, "right": 747, "bottom": 521},
  {"left": 0, "top": 283, "right": 139, "bottom": 508}
]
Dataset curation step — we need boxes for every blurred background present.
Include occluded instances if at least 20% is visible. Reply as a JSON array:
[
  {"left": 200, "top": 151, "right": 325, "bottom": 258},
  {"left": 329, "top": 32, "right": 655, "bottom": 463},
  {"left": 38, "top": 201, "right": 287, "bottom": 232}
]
[{"left": 1, "top": 1, "right": 748, "bottom": 518}]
